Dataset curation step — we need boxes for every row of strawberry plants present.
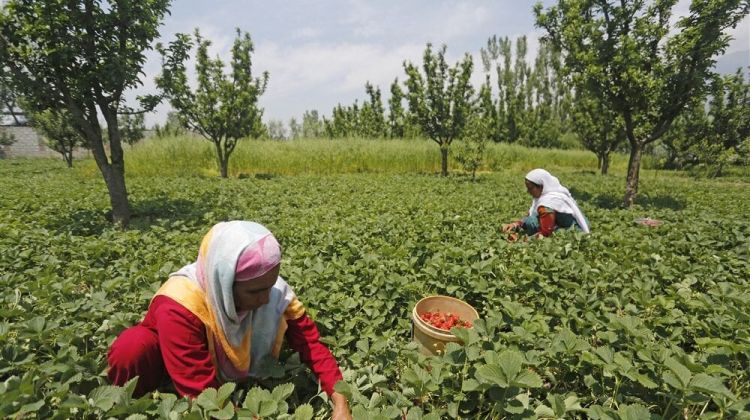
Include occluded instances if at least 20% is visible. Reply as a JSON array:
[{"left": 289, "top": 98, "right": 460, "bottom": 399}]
[{"left": 0, "top": 160, "right": 748, "bottom": 418}]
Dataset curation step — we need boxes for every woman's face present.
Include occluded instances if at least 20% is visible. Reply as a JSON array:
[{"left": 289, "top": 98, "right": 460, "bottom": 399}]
[
  {"left": 525, "top": 179, "right": 543, "bottom": 199},
  {"left": 233, "top": 264, "right": 280, "bottom": 312}
]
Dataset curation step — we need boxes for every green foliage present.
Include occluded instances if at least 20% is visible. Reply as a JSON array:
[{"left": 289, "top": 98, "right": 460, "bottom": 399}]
[
  {"left": 0, "top": 128, "right": 15, "bottom": 147},
  {"left": 480, "top": 36, "right": 575, "bottom": 149},
  {"left": 119, "top": 113, "right": 146, "bottom": 147},
  {"left": 453, "top": 115, "right": 489, "bottom": 181},
  {"left": 154, "top": 111, "right": 187, "bottom": 139},
  {"left": 27, "top": 108, "right": 86, "bottom": 168},
  {"left": 1, "top": 159, "right": 749, "bottom": 418},
  {"left": 0, "top": 0, "right": 170, "bottom": 227},
  {"left": 388, "top": 78, "right": 407, "bottom": 138},
  {"left": 265, "top": 119, "right": 288, "bottom": 140},
  {"left": 0, "top": 62, "right": 22, "bottom": 126},
  {"left": 571, "top": 91, "right": 626, "bottom": 175},
  {"left": 112, "top": 136, "right": 634, "bottom": 178},
  {"left": 535, "top": 0, "right": 750, "bottom": 206},
  {"left": 661, "top": 69, "right": 750, "bottom": 177},
  {"left": 156, "top": 28, "right": 269, "bottom": 178},
  {"left": 404, "top": 43, "right": 474, "bottom": 176},
  {"left": 324, "top": 82, "right": 388, "bottom": 140},
  {"left": 300, "top": 110, "right": 325, "bottom": 139}
]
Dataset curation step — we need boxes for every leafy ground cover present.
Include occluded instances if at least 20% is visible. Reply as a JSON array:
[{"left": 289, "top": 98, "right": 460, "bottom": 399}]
[{"left": 1, "top": 159, "right": 748, "bottom": 419}]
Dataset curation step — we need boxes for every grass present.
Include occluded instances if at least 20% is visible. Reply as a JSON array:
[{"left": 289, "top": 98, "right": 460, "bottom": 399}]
[{"left": 79, "top": 135, "right": 651, "bottom": 178}]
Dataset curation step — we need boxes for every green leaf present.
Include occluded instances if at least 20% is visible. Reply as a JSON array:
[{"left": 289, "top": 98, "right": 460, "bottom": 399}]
[
  {"left": 475, "top": 364, "right": 509, "bottom": 388},
  {"left": 547, "top": 393, "right": 566, "bottom": 416},
  {"left": 88, "top": 385, "right": 124, "bottom": 412},
  {"left": 690, "top": 374, "right": 735, "bottom": 399},
  {"left": 535, "top": 404, "right": 556, "bottom": 417},
  {"left": 462, "top": 378, "right": 480, "bottom": 392},
  {"left": 210, "top": 404, "right": 235, "bottom": 420},
  {"left": 271, "top": 383, "right": 294, "bottom": 401},
  {"left": 216, "top": 382, "right": 235, "bottom": 405},
  {"left": 243, "top": 387, "right": 272, "bottom": 414},
  {"left": 617, "top": 403, "right": 650, "bottom": 420},
  {"left": 293, "top": 403, "right": 314, "bottom": 420},
  {"left": 258, "top": 399, "right": 278, "bottom": 417},
  {"left": 334, "top": 381, "right": 353, "bottom": 401},
  {"left": 498, "top": 350, "right": 523, "bottom": 381},
  {"left": 512, "top": 370, "right": 543, "bottom": 388},
  {"left": 157, "top": 394, "right": 177, "bottom": 419},
  {"left": 664, "top": 357, "right": 691, "bottom": 389},
  {"left": 195, "top": 387, "right": 220, "bottom": 411}
]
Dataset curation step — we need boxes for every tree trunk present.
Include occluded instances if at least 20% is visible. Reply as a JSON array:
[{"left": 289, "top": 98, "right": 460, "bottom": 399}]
[
  {"left": 105, "top": 162, "right": 131, "bottom": 228},
  {"left": 220, "top": 158, "right": 229, "bottom": 178},
  {"left": 597, "top": 154, "right": 602, "bottom": 170},
  {"left": 440, "top": 145, "right": 449, "bottom": 177},
  {"left": 63, "top": 150, "right": 73, "bottom": 168},
  {"left": 102, "top": 110, "right": 131, "bottom": 228},
  {"left": 623, "top": 142, "right": 642, "bottom": 207},
  {"left": 214, "top": 140, "right": 229, "bottom": 178},
  {"left": 601, "top": 153, "right": 610, "bottom": 175}
]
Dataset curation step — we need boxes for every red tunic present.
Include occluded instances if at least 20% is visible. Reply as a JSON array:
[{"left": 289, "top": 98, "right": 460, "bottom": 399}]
[
  {"left": 108, "top": 296, "right": 343, "bottom": 398},
  {"left": 536, "top": 206, "right": 557, "bottom": 237}
]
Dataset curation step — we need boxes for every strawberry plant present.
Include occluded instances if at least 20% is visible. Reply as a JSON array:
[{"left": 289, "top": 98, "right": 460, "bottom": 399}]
[{"left": 1, "top": 160, "right": 749, "bottom": 418}]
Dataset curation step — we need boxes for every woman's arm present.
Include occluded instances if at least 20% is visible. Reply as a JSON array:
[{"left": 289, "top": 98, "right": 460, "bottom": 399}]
[
  {"left": 152, "top": 296, "right": 220, "bottom": 398},
  {"left": 285, "top": 313, "right": 351, "bottom": 419},
  {"left": 285, "top": 314, "right": 343, "bottom": 395},
  {"left": 537, "top": 206, "right": 557, "bottom": 237}
]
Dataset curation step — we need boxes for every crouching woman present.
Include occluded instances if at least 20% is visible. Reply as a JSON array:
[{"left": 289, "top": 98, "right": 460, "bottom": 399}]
[
  {"left": 502, "top": 169, "right": 590, "bottom": 239},
  {"left": 107, "top": 221, "right": 351, "bottom": 419}
]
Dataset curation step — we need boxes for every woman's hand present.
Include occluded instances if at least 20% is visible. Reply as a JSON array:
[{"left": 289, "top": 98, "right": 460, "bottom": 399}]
[
  {"left": 501, "top": 222, "right": 518, "bottom": 233},
  {"left": 331, "top": 392, "right": 352, "bottom": 420}
]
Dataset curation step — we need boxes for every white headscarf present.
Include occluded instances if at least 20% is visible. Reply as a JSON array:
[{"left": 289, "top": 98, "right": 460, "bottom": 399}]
[
  {"left": 525, "top": 169, "right": 590, "bottom": 233},
  {"left": 170, "top": 221, "right": 296, "bottom": 380}
]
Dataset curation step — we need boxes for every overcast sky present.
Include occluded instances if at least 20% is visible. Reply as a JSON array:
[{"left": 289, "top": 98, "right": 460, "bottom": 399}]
[
  {"left": 8, "top": 0, "right": 747, "bottom": 127},
  {"left": 129, "top": 0, "right": 749, "bottom": 127}
]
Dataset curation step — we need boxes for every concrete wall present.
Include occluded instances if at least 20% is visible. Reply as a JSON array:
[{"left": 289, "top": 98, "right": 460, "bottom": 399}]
[
  {"left": 0, "top": 126, "right": 156, "bottom": 159},
  {"left": 0, "top": 126, "right": 70, "bottom": 158}
]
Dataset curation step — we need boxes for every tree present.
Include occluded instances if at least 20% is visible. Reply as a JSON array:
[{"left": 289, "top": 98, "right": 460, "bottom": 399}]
[
  {"left": 536, "top": 0, "right": 750, "bottom": 206},
  {"left": 388, "top": 78, "right": 406, "bottom": 138},
  {"left": 266, "top": 119, "right": 288, "bottom": 140},
  {"left": 662, "top": 69, "right": 750, "bottom": 176},
  {"left": 156, "top": 28, "right": 268, "bottom": 178},
  {"left": 454, "top": 114, "right": 490, "bottom": 181},
  {"left": 154, "top": 111, "right": 187, "bottom": 139},
  {"left": 404, "top": 44, "right": 474, "bottom": 176},
  {"left": 0, "top": 0, "right": 170, "bottom": 227},
  {"left": 571, "top": 92, "right": 625, "bottom": 175},
  {"left": 0, "top": 128, "right": 15, "bottom": 148},
  {"left": 301, "top": 110, "right": 325, "bottom": 138},
  {"left": 288, "top": 117, "right": 301, "bottom": 139},
  {"left": 28, "top": 108, "right": 85, "bottom": 167},
  {"left": 359, "top": 82, "right": 387, "bottom": 138},
  {"left": 0, "top": 65, "right": 22, "bottom": 125},
  {"left": 118, "top": 112, "right": 145, "bottom": 148}
]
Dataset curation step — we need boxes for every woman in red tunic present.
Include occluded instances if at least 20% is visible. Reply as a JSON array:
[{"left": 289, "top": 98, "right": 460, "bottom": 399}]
[
  {"left": 108, "top": 221, "right": 351, "bottom": 419},
  {"left": 502, "top": 169, "right": 590, "bottom": 240}
]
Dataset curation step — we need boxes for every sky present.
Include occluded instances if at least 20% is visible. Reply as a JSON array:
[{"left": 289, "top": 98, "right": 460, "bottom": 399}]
[
  {"left": 130, "top": 0, "right": 748, "bottom": 128},
  {"left": 3, "top": 0, "right": 748, "bottom": 127}
]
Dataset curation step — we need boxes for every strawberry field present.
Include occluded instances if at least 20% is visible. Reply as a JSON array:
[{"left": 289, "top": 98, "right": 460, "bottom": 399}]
[{"left": 1, "top": 160, "right": 749, "bottom": 419}]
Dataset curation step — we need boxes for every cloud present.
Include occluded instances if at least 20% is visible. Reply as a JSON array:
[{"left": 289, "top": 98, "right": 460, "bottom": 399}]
[{"left": 255, "top": 41, "right": 425, "bottom": 122}]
